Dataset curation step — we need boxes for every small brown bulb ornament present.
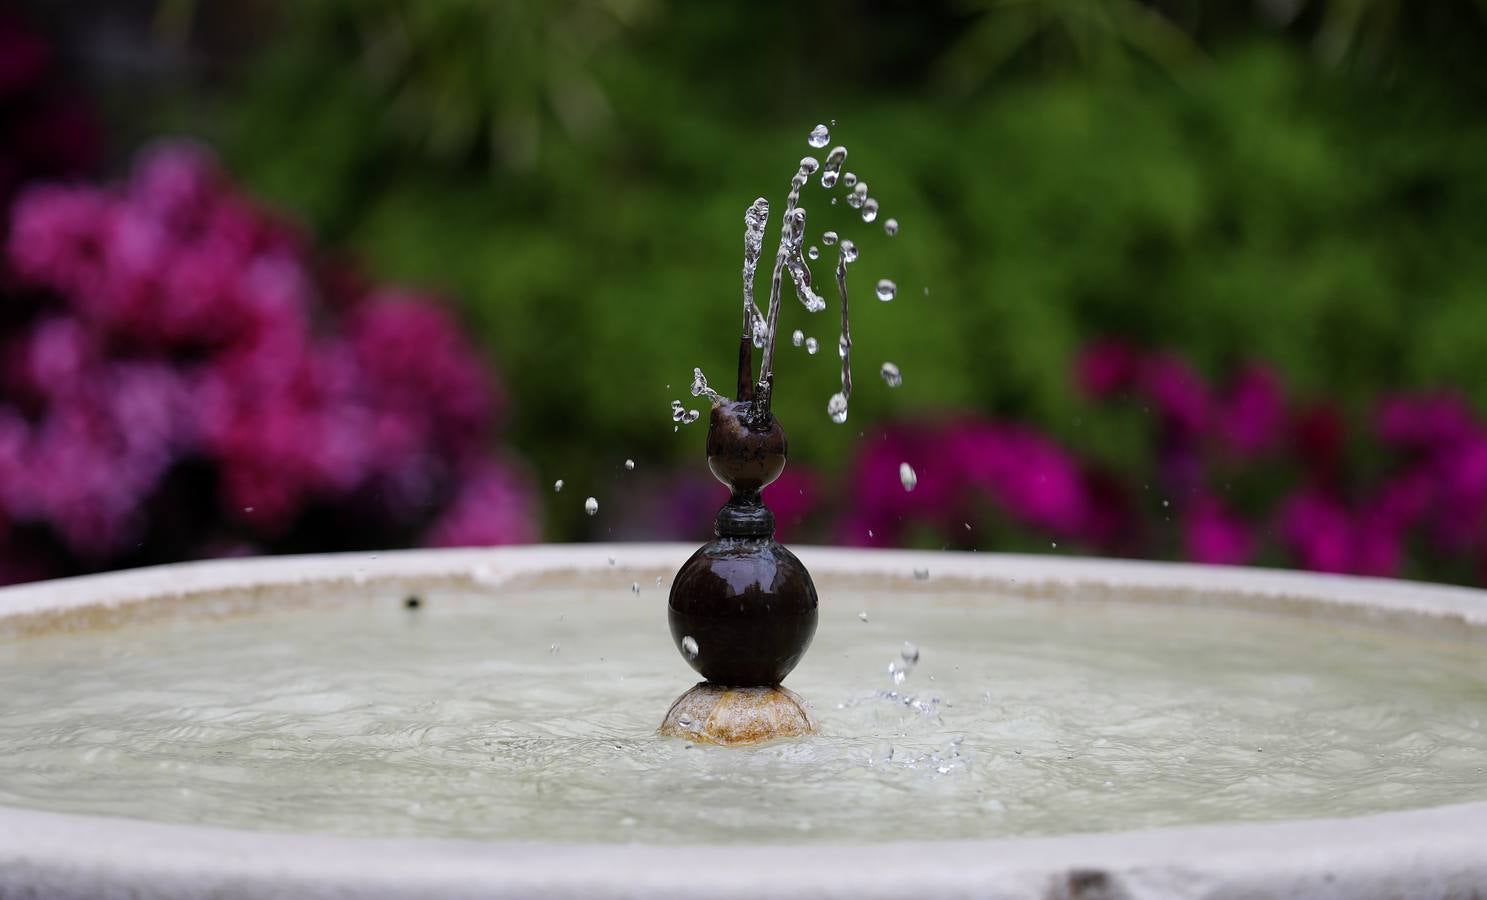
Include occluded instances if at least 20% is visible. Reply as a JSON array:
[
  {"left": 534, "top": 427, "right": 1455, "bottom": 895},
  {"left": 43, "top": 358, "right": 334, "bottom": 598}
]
[{"left": 659, "top": 337, "right": 820, "bottom": 745}]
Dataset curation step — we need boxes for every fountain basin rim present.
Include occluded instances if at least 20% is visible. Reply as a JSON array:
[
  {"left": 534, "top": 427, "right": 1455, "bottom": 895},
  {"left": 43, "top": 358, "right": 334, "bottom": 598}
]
[
  {"left": 3, "top": 542, "right": 1486, "bottom": 638},
  {"left": 2, "top": 544, "right": 1486, "bottom": 899}
]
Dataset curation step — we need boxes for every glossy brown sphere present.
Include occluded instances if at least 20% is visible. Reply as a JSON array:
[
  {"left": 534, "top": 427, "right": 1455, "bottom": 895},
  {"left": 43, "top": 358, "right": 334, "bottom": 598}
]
[
  {"left": 669, "top": 538, "right": 818, "bottom": 685},
  {"left": 706, "top": 400, "right": 786, "bottom": 493},
  {"left": 668, "top": 400, "right": 818, "bottom": 687}
]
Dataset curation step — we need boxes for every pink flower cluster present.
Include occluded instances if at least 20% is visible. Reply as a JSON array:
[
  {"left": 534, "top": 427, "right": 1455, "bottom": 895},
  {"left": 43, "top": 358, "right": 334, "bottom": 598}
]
[
  {"left": 711, "top": 340, "right": 1487, "bottom": 586},
  {"left": 0, "top": 142, "right": 535, "bottom": 583},
  {"left": 836, "top": 419, "right": 1128, "bottom": 551},
  {"left": 1077, "top": 341, "right": 1487, "bottom": 579}
]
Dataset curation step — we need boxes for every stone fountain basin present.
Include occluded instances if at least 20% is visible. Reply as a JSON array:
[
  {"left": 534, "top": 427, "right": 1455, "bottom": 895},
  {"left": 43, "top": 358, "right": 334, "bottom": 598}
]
[{"left": 1, "top": 544, "right": 1485, "bottom": 900}]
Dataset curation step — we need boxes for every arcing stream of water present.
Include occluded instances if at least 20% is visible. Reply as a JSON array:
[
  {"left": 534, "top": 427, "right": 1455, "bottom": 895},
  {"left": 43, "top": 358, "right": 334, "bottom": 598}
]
[{"left": 684, "top": 123, "right": 899, "bottom": 427}]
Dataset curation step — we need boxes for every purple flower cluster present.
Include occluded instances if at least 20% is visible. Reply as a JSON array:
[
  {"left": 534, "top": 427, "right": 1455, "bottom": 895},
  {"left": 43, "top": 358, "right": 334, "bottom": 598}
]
[
  {"left": 1077, "top": 341, "right": 1487, "bottom": 579},
  {"left": 836, "top": 418, "right": 1129, "bottom": 552},
  {"left": 666, "top": 339, "right": 1487, "bottom": 586},
  {"left": 0, "top": 142, "right": 535, "bottom": 583}
]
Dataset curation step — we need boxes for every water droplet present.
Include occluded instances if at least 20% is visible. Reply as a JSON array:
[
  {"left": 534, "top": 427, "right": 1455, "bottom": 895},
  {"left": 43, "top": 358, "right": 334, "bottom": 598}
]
[
  {"left": 838, "top": 335, "right": 848, "bottom": 359},
  {"left": 880, "top": 362, "right": 902, "bottom": 387},
  {"left": 821, "top": 230, "right": 838, "bottom": 246},
  {"left": 690, "top": 367, "right": 720, "bottom": 400},
  {"left": 841, "top": 240, "right": 859, "bottom": 263},
  {"left": 1051, "top": 541, "right": 1058, "bottom": 549},
  {"left": 682, "top": 409, "right": 701, "bottom": 424},
  {"left": 858, "top": 611, "right": 869, "bottom": 622},
  {"left": 883, "top": 218, "right": 899, "bottom": 236},
  {"left": 807, "top": 123, "right": 830, "bottom": 148},
  {"left": 842, "top": 172, "right": 858, "bottom": 188},
  {"left": 820, "top": 146, "right": 847, "bottom": 188},
  {"left": 607, "top": 555, "right": 616, "bottom": 565},
  {"left": 827, "top": 392, "right": 849, "bottom": 424},
  {"left": 792, "top": 329, "right": 805, "bottom": 347},
  {"left": 888, "top": 661, "right": 907, "bottom": 685},
  {"left": 875, "top": 279, "right": 896, "bottom": 302},
  {"left": 549, "top": 642, "right": 561, "bottom": 654},
  {"left": 678, "top": 714, "right": 693, "bottom": 727},
  {"left": 798, "top": 156, "right": 820, "bottom": 176},
  {"left": 861, "top": 198, "right": 879, "bottom": 223},
  {"left": 1162, "top": 499, "right": 1170, "bottom": 508},
  {"left": 671, "top": 400, "right": 686, "bottom": 422},
  {"left": 624, "top": 459, "right": 635, "bottom": 471},
  {"left": 631, "top": 582, "right": 640, "bottom": 594},
  {"left": 913, "top": 567, "right": 929, "bottom": 581},
  {"left": 901, "top": 641, "right": 920, "bottom": 663},
  {"left": 807, "top": 245, "right": 820, "bottom": 261},
  {"left": 899, "top": 462, "right": 917, "bottom": 492},
  {"left": 681, "top": 635, "right": 699, "bottom": 658},
  {"left": 805, "top": 337, "right": 819, "bottom": 355},
  {"left": 553, "top": 479, "right": 565, "bottom": 492},
  {"left": 243, "top": 506, "right": 255, "bottom": 514},
  {"left": 846, "top": 181, "right": 868, "bottom": 209},
  {"left": 584, "top": 497, "right": 599, "bottom": 516}
]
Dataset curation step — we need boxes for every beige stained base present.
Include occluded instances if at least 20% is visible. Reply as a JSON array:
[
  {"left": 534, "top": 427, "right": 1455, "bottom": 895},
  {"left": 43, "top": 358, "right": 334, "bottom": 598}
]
[{"left": 658, "top": 683, "right": 819, "bottom": 746}]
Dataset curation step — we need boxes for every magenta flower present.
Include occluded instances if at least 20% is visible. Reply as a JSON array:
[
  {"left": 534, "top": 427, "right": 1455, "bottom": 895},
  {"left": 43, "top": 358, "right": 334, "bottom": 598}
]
[
  {"left": 350, "top": 292, "right": 499, "bottom": 460},
  {"left": 7, "top": 184, "right": 111, "bottom": 296},
  {"left": 837, "top": 418, "right": 1115, "bottom": 549},
  {"left": 0, "top": 140, "right": 536, "bottom": 581},
  {"left": 1138, "top": 353, "right": 1210, "bottom": 436},
  {"left": 1183, "top": 497, "right": 1253, "bottom": 565},
  {"left": 1376, "top": 392, "right": 1476, "bottom": 451},
  {"left": 424, "top": 461, "right": 538, "bottom": 547},
  {"left": 1279, "top": 490, "right": 1354, "bottom": 574},
  {"left": 1215, "top": 365, "right": 1285, "bottom": 458},
  {"left": 1074, "top": 339, "right": 1140, "bottom": 398}
]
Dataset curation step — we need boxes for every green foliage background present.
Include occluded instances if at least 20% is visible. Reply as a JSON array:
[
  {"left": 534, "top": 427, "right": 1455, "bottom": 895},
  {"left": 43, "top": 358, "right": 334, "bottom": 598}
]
[{"left": 182, "top": 0, "right": 1487, "bottom": 541}]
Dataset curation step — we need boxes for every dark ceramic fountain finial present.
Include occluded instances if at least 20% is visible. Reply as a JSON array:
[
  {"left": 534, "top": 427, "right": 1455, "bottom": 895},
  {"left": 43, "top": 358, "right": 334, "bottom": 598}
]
[{"left": 666, "top": 336, "right": 819, "bottom": 688}]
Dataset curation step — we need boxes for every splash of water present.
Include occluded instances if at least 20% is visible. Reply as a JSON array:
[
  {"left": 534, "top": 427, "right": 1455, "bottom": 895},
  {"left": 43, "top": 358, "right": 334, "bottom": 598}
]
[
  {"left": 716, "top": 126, "right": 899, "bottom": 423},
  {"left": 742, "top": 198, "right": 770, "bottom": 348},
  {"left": 690, "top": 368, "right": 723, "bottom": 402}
]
